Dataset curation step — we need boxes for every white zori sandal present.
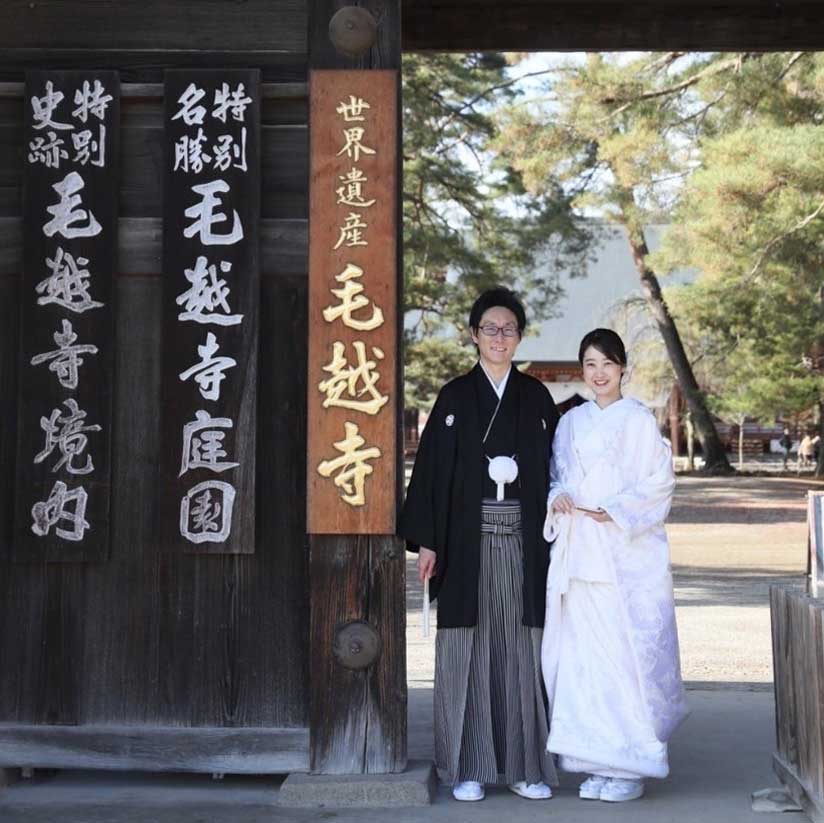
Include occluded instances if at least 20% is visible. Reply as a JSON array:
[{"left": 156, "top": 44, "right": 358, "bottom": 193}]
[
  {"left": 508, "top": 781, "right": 553, "bottom": 800},
  {"left": 452, "top": 780, "right": 485, "bottom": 801},
  {"left": 579, "top": 775, "right": 609, "bottom": 800},
  {"left": 599, "top": 777, "right": 645, "bottom": 802}
]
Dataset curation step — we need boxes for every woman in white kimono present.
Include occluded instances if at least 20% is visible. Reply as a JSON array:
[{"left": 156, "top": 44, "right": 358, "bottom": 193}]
[{"left": 541, "top": 328, "right": 689, "bottom": 803}]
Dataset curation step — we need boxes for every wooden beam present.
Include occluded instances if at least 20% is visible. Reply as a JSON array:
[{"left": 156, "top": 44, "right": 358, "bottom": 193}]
[
  {"left": 402, "top": 1, "right": 824, "bottom": 52},
  {"left": 0, "top": 218, "right": 307, "bottom": 278},
  {"left": 0, "top": 2, "right": 307, "bottom": 52},
  {"left": 0, "top": 726, "right": 309, "bottom": 774},
  {"left": 0, "top": 51, "right": 308, "bottom": 84},
  {"left": 0, "top": 82, "right": 308, "bottom": 100}
]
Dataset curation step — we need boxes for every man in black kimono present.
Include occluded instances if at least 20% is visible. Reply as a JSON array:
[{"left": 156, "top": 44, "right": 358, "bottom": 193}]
[{"left": 399, "top": 287, "right": 559, "bottom": 802}]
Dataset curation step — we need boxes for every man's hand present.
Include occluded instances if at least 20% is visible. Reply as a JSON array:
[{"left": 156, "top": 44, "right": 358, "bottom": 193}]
[
  {"left": 551, "top": 493, "right": 575, "bottom": 515},
  {"left": 418, "top": 547, "right": 437, "bottom": 583}
]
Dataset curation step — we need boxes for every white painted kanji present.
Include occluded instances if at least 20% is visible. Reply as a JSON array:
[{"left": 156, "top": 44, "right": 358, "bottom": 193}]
[
  {"left": 36, "top": 246, "right": 103, "bottom": 314},
  {"left": 179, "top": 410, "right": 239, "bottom": 476},
  {"left": 179, "top": 480, "right": 236, "bottom": 543},
  {"left": 72, "top": 79, "right": 113, "bottom": 123},
  {"left": 172, "top": 83, "right": 207, "bottom": 126},
  {"left": 31, "top": 480, "right": 90, "bottom": 541},
  {"left": 31, "top": 81, "right": 72, "bottom": 131},
  {"left": 30, "top": 319, "right": 98, "bottom": 390},
  {"left": 176, "top": 255, "right": 243, "bottom": 326},
  {"left": 212, "top": 82, "right": 252, "bottom": 123},
  {"left": 183, "top": 180, "right": 243, "bottom": 246},
  {"left": 34, "top": 398, "right": 101, "bottom": 476},
  {"left": 178, "top": 331, "right": 237, "bottom": 401},
  {"left": 42, "top": 171, "right": 102, "bottom": 239}
]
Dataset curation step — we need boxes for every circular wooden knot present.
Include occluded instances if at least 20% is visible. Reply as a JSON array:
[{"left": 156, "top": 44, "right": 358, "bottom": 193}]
[
  {"left": 329, "top": 6, "right": 378, "bottom": 58},
  {"left": 333, "top": 620, "right": 382, "bottom": 670}
]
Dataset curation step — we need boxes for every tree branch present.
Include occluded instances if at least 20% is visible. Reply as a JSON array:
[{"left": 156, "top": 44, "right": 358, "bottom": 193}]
[
  {"left": 749, "top": 195, "right": 824, "bottom": 278},
  {"left": 776, "top": 51, "right": 807, "bottom": 82},
  {"left": 601, "top": 54, "right": 751, "bottom": 120},
  {"left": 436, "top": 68, "right": 558, "bottom": 135}
]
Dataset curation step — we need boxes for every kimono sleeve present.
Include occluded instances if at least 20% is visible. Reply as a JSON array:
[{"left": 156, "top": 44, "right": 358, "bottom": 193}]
[
  {"left": 397, "top": 389, "right": 456, "bottom": 553},
  {"left": 544, "top": 411, "right": 574, "bottom": 542},
  {"left": 600, "top": 410, "right": 675, "bottom": 540}
]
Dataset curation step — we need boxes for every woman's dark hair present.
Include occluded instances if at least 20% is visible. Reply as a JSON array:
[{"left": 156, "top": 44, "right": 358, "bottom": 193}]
[
  {"left": 468, "top": 287, "right": 527, "bottom": 335},
  {"left": 578, "top": 328, "right": 627, "bottom": 367}
]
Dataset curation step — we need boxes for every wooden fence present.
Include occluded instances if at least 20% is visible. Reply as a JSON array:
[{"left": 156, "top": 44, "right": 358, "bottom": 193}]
[{"left": 771, "top": 585, "right": 824, "bottom": 822}]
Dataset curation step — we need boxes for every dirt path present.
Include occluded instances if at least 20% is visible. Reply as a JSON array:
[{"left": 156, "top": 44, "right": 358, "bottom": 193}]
[{"left": 406, "top": 475, "right": 819, "bottom": 686}]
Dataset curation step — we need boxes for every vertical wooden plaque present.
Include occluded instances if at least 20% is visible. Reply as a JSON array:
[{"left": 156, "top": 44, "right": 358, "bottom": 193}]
[
  {"left": 307, "top": 70, "right": 398, "bottom": 535},
  {"left": 160, "top": 69, "right": 260, "bottom": 554},
  {"left": 14, "top": 70, "right": 119, "bottom": 563}
]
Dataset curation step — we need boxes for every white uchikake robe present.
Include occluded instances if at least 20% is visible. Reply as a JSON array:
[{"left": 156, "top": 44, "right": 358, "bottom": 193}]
[{"left": 541, "top": 398, "right": 689, "bottom": 779}]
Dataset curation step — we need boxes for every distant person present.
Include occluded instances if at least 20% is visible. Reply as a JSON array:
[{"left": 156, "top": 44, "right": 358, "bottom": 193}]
[
  {"left": 779, "top": 428, "right": 793, "bottom": 470},
  {"left": 399, "top": 288, "right": 559, "bottom": 802},
  {"left": 798, "top": 433, "right": 815, "bottom": 472},
  {"left": 542, "top": 328, "right": 689, "bottom": 803}
]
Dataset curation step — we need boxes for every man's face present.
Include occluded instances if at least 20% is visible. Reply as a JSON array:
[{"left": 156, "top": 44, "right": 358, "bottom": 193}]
[{"left": 471, "top": 306, "right": 521, "bottom": 368}]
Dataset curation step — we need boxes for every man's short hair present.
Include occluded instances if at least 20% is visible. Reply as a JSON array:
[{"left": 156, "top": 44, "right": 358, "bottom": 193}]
[{"left": 468, "top": 287, "right": 527, "bottom": 334}]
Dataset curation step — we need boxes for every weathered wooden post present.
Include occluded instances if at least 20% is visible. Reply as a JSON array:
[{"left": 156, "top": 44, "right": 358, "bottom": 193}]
[
  {"left": 770, "top": 585, "right": 824, "bottom": 821},
  {"left": 306, "top": 1, "right": 406, "bottom": 775}
]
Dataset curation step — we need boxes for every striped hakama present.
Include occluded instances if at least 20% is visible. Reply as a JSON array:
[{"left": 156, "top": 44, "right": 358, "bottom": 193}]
[{"left": 434, "top": 499, "right": 556, "bottom": 787}]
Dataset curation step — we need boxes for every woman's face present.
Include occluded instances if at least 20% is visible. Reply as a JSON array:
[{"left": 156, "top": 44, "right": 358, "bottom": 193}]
[
  {"left": 471, "top": 306, "right": 521, "bottom": 369},
  {"left": 581, "top": 345, "right": 623, "bottom": 404}
]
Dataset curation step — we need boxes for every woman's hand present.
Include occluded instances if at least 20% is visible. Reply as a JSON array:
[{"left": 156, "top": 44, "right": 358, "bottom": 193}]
[
  {"left": 583, "top": 509, "right": 613, "bottom": 523},
  {"left": 551, "top": 493, "right": 575, "bottom": 515},
  {"left": 418, "top": 547, "right": 437, "bottom": 583}
]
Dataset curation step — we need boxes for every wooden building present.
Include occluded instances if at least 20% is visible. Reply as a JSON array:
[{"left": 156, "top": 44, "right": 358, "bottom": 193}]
[{"left": 0, "top": 0, "right": 821, "bottom": 784}]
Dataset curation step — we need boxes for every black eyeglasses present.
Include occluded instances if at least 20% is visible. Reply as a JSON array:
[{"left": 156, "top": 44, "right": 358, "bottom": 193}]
[{"left": 479, "top": 324, "right": 519, "bottom": 338}]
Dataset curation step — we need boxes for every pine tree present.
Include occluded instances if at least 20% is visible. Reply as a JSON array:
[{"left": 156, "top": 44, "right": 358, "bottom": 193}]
[
  {"left": 657, "top": 107, "right": 824, "bottom": 476},
  {"left": 495, "top": 52, "right": 743, "bottom": 472},
  {"left": 402, "top": 52, "right": 589, "bottom": 409}
]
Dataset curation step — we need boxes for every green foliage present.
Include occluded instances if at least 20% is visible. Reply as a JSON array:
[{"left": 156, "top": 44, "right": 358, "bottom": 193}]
[
  {"left": 403, "top": 337, "right": 476, "bottom": 409},
  {"left": 497, "top": 51, "right": 823, "bottom": 443},
  {"left": 655, "top": 81, "right": 824, "bottom": 424},
  {"left": 402, "top": 53, "right": 590, "bottom": 408}
]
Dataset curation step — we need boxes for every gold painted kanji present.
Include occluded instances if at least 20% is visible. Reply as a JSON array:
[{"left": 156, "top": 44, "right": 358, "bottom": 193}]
[
  {"left": 316, "top": 421, "right": 381, "bottom": 507},
  {"left": 335, "top": 168, "right": 375, "bottom": 209},
  {"left": 318, "top": 340, "right": 387, "bottom": 415},
  {"left": 336, "top": 95, "right": 371, "bottom": 122},
  {"left": 322, "top": 263, "right": 384, "bottom": 331},
  {"left": 336, "top": 127, "right": 376, "bottom": 162},
  {"left": 308, "top": 70, "right": 398, "bottom": 534},
  {"left": 334, "top": 212, "right": 369, "bottom": 250}
]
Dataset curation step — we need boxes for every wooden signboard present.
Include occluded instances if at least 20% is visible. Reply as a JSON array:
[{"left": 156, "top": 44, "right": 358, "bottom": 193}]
[
  {"left": 307, "top": 70, "right": 398, "bottom": 535},
  {"left": 14, "top": 70, "right": 119, "bottom": 563},
  {"left": 160, "top": 69, "right": 260, "bottom": 554}
]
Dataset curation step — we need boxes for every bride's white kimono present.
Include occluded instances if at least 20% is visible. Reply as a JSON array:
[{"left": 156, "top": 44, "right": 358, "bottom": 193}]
[{"left": 541, "top": 398, "right": 689, "bottom": 779}]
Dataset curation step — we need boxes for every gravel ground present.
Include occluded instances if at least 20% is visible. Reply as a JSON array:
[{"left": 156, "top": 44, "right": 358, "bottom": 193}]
[{"left": 406, "top": 474, "right": 821, "bottom": 687}]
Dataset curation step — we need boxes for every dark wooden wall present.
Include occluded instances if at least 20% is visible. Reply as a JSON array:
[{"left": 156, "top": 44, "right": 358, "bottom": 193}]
[{"left": 0, "top": 0, "right": 312, "bottom": 759}]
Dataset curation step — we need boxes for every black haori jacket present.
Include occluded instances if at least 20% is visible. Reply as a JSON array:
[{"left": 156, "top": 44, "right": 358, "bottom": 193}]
[{"left": 398, "top": 364, "right": 559, "bottom": 628}]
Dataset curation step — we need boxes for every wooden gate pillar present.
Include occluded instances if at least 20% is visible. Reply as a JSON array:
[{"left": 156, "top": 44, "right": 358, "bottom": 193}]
[{"left": 307, "top": 1, "right": 406, "bottom": 774}]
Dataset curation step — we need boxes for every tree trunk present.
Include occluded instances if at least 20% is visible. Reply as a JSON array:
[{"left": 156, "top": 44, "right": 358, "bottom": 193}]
[{"left": 623, "top": 224, "right": 733, "bottom": 474}]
